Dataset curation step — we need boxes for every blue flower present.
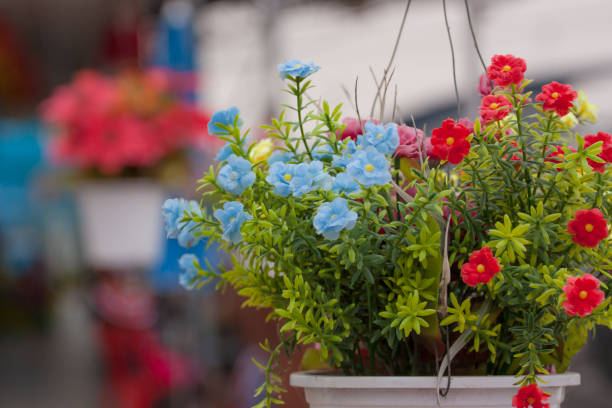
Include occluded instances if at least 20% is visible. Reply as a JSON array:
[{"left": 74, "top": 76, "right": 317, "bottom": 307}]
[
  {"left": 162, "top": 198, "right": 186, "bottom": 239},
  {"left": 208, "top": 106, "right": 243, "bottom": 135},
  {"left": 313, "top": 197, "right": 358, "bottom": 240},
  {"left": 312, "top": 143, "right": 334, "bottom": 160},
  {"left": 332, "top": 153, "right": 351, "bottom": 168},
  {"left": 162, "top": 198, "right": 204, "bottom": 248},
  {"left": 268, "top": 150, "right": 294, "bottom": 164},
  {"left": 217, "top": 154, "right": 256, "bottom": 195},
  {"left": 266, "top": 162, "right": 297, "bottom": 196},
  {"left": 360, "top": 121, "right": 399, "bottom": 156},
  {"left": 290, "top": 160, "right": 333, "bottom": 197},
  {"left": 347, "top": 139, "right": 364, "bottom": 154},
  {"left": 332, "top": 172, "right": 361, "bottom": 195},
  {"left": 216, "top": 142, "right": 233, "bottom": 161},
  {"left": 178, "top": 254, "right": 199, "bottom": 290},
  {"left": 347, "top": 147, "right": 392, "bottom": 187},
  {"left": 213, "top": 201, "right": 253, "bottom": 243},
  {"left": 278, "top": 59, "right": 320, "bottom": 79}
]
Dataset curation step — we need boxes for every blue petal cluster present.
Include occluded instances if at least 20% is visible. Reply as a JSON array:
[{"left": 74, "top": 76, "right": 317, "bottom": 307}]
[
  {"left": 347, "top": 147, "right": 391, "bottom": 187},
  {"left": 360, "top": 121, "right": 399, "bottom": 156},
  {"left": 313, "top": 197, "right": 358, "bottom": 240},
  {"left": 216, "top": 142, "right": 233, "bottom": 162},
  {"left": 331, "top": 172, "right": 361, "bottom": 195},
  {"left": 277, "top": 59, "right": 320, "bottom": 79},
  {"left": 266, "top": 162, "right": 296, "bottom": 197},
  {"left": 268, "top": 150, "right": 294, "bottom": 165},
  {"left": 208, "top": 106, "right": 243, "bottom": 135},
  {"left": 217, "top": 155, "right": 255, "bottom": 195},
  {"left": 178, "top": 253, "right": 199, "bottom": 290},
  {"left": 291, "top": 160, "right": 333, "bottom": 197},
  {"left": 213, "top": 201, "right": 253, "bottom": 243},
  {"left": 162, "top": 198, "right": 203, "bottom": 248},
  {"left": 312, "top": 143, "right": 334, "bottom": 160}
]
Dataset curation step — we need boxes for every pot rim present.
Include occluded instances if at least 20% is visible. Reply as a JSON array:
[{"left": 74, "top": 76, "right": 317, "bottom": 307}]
[{"left": 290, "top": 370, "right": 580, "bottom": 389}]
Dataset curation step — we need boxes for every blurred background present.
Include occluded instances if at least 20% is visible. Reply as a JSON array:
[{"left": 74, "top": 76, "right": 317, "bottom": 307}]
[{"left": 0, "top": 0, "right": 610, "bottom": 407}]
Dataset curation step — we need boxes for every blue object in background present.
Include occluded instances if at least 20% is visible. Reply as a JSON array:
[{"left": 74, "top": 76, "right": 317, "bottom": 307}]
[
  {"left": 151, "top": 0, "right": 198, "bottom": 103},
  {"left": 150, "top": 232, "right": 226, "bottom": 294},
  {"left": 0, "top": 120, "right": 45, "bottom": 273}
]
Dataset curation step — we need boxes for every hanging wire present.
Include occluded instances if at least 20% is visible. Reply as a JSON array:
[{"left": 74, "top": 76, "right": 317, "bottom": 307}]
[
  {"left": 464, "top": 0, "right": 488, "bottom": 75},
  {"left": 442, "top": 0, "right": 461, "bottom": 119}
]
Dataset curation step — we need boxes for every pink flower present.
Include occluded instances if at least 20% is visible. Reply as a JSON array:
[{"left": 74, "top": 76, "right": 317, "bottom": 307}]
[
  {"left": 478, "top": 73, "right": 494, "bottom": 96},
  {"left": 394, "top": 125, "right": 433, "bottom": 159}
]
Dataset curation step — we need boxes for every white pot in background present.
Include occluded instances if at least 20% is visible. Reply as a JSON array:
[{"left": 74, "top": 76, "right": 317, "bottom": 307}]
[
  {"left": 290, "top": 371, "right": 580, "bottom": 408},
  {"left": 75, "top": 180, "right": 165, "bottom": 270}
]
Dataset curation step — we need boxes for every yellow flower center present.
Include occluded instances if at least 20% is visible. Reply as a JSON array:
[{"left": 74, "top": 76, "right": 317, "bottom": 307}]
[
  {"left": 446, "top": 137, "right": 455, "bottom": 146},
  {"left": 502, "top": 65, "right": 511, "bottom": 72},
  {"left": 376, "top": 133, "right": 383, "bottom": 140},
  {"left": 552, "top": 92, "right": 559, "bottom": 99},
  {"left": 357, "top": 145, "right": 362, "bottom": 150},
  {"left": 365, "top": 163, "right": 374, "bottom": 172},
  {"left": 476, "top": 264, "right": 485, "bottom": 273},
  {"left": 283, "top": 173, "right": 292, "bottom": 181},
  {"left": 295, "top": 64, "right": 301, "bottom": 68},
  {"left": 527, "top": 397, "right": 535, "bottom": 405},
  {"left": 330, "top": 214, "right": 336, "bottom": 220},
  {"left": 489, "top": 103, "right": 499, "bottom": 109},
  {"left": 230, "top": 171, "right": 238, "bottom": 180},
  {"left": 585, "top": 223, "right": 594, "bottom": 232},
  {"left": 229, "top": 217, "right": 235, "bottom": 223},
  {"left": 579, "top": 290, "right": 588, "bottom": 300}
]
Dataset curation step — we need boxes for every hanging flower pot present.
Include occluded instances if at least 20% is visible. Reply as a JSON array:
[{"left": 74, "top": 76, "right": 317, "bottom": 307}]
[
  {"left": 75, "top": 180, "right": 165, "bottom": 269},
  {"left": 291, "top": 371, "right": 580, "bottom": 408}
]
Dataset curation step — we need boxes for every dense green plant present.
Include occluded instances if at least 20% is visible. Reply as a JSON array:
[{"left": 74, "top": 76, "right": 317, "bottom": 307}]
[{"left": 164, "top": 57, "right": 611, "bottom": 407}]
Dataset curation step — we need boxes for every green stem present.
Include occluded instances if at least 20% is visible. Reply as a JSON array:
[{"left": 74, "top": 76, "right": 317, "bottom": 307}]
[{"left": 295, "top": 79, "right": 313, "bottom": 160}]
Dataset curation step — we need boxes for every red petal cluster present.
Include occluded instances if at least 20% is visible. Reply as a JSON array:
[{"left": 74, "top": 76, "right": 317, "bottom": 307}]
[
  {"left": 584, "top": 132, "right": 612, "bottom": 173},
  {"left": 41, "top": 69, "right": 213, "bottom": 175},
  {"left": 487, "top": 54, "right": 526, "bottom": 87},
  {"left": 479, "top": 94, "right": 513, "bottom": 124},
  {"left": 567, "top": 208, "right": 608, "bottom": 248},
  {"left": 562, "top": 273, "right": 605, "bottom": 317},
  {"left": 512, "top": 384, "right": 549, "bottom": 408},
  {"left": 431, "top": 119, "right": 471, "bottom": 164},
  {"left": 535, "top": 82, "right": 577, "bottom": 116},
  {"left": 460, "top": 247, "right": 501, "bottom": 287}
]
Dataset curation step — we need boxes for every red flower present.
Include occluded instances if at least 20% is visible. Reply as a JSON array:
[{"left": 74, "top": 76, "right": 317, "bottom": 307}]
[
  {"left": 479, "top": 95, "right": 512, "bottom": 124},
  {"left": 567, "top": 208, "right": 608, "bottom": 248},
  {"left": 487, "top": 54, "right": 527, "bottom": 87},
  {"left": 512, "top": 384, "right": 549, "bottom": 408},
  {"left": 584, "top": 132, "right": 612, "bottom": 173},
  {"left": 535, "top": 82, "right": 577, "bottom": 116},
  {"left": 545, "top": 145, "right": 575, "bottom": 172},
  {"left": 431, "top": 119, "right": 471, "bottom": 164},
  {"left": 460, "top": 247, "right": 501, "bottom": 287},
  {"left": 562, "top": 273, "right": 605, "bottom": 317}
]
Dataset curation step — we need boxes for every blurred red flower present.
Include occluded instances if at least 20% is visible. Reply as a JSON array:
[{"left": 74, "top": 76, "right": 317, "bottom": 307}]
[
  {"left": 479, "top": 94, "right": 512, "bottom": 124},
  {"left": 512, "top": 384, "right": 549, "bottom": 408}
]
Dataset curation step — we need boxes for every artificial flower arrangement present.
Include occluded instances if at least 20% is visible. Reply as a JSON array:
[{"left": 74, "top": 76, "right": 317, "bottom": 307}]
[
  {"left": 163, "top": 56, "right": 611, "bottom": 408},
  {"left": 41, "top": 69, "right": 215, "bottom": 177}
]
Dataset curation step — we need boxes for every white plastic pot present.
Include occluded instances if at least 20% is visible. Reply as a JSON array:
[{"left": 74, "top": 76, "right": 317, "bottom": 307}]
[
  {"left": 75, "top": 180, "right": 165, "bottom": 270},
  {"left": 290, "top": 370, "right": 580, "bottom": 408}
]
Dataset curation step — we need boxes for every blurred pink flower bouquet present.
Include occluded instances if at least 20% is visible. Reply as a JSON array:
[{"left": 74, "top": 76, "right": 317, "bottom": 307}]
[{"left": 41, "top": 69, "right": 216, "bottom": 176}]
